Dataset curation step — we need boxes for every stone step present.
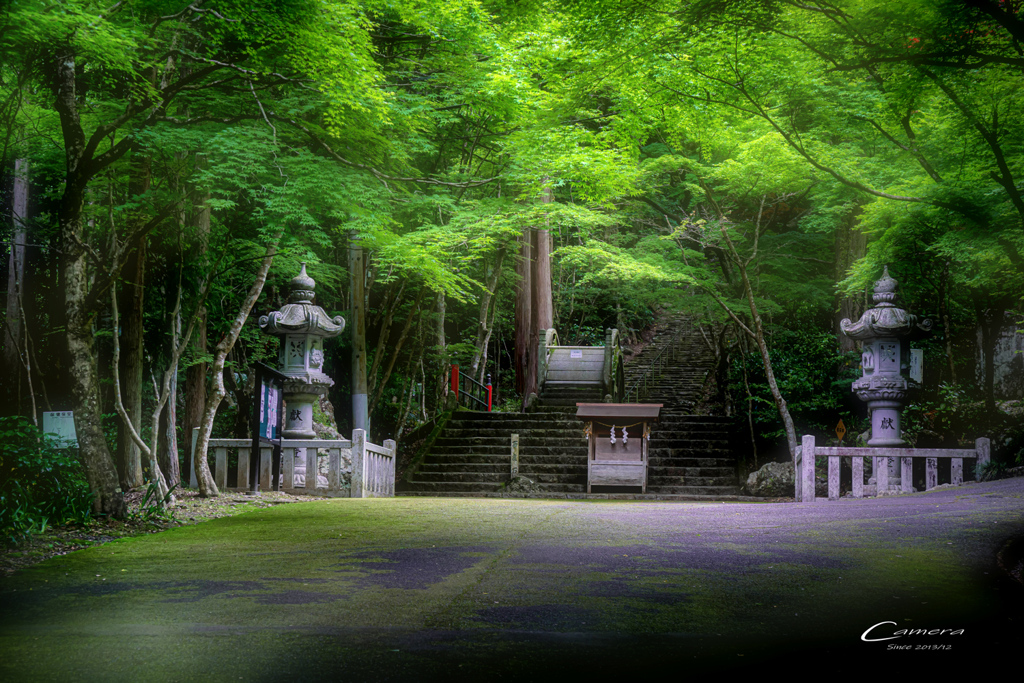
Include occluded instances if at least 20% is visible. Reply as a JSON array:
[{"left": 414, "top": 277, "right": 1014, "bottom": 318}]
[
  {"left": 648, "top": 466, "right": 736, "bottom": 477},
  {"left": 648, "top": 475, "right": 736, "bottom": 487},
  {"left": 647, "top": 485, "right": 741, "bottom": 495},
  {"left": 419, "top": 462, "right": 585, "bottom": 475},
  {"left": 405, "top": 315, "right": 741, "bottom": 499},
  {"left": 402, "top": 481, "right": 505, "bottom": 493},
  {"left": 412, "top": 471, "right": 587, "bottom": 485},
  {"left": 434, "top": 438, "right": 588, "bottom": 449},
  {"left": 649, "top": 457, "right": 735, "bottom": 467},
  {"left": 425, "top": 453, "right": 587, "bottom": 465},
  {"left": 648, "top": 441, "right": 733, "bottom": 450},
  {"left": 443, "top": 426, "right": 585, "bottom": 437},
  {"left": 398, "top": 491, "right": 751, "bottom": 501},
  {"left": 449, "top": 414, "right": 580, "bottom": 424}
]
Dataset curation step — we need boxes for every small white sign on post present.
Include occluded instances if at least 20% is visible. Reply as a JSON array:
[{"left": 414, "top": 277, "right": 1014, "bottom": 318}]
[
  {"left": 570, "top": 350, "right": 583, "bottom": 359},
  {"left": 42, "top": 411, "right": 77, "bottom": 448},
  {"left": 510, "top": 433, "right": 520, "bottom": 477},
  {"left": 910, "top": 348, "right": 924, "bottom": 384}
]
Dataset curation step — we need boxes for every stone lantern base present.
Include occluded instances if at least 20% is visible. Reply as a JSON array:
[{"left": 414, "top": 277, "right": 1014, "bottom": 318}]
[{"left": 867, "top": 400, "right": 905, "bottom": 447}]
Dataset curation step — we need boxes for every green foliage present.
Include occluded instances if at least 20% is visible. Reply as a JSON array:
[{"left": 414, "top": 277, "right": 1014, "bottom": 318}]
[
  {"left": 130, "top": 482, "right": 178, "bottom": 524},
  {"left": 902, "top": 383, "right": 988, "bottom": 448},
  {"left": 0, "top": 418, "right": 93, "bottom": 546},
  {"left": 3, "top": 0, "right": 1020, "bottom": 465},
  {"left": 730, "top": 331, "right": 861, "bottom": 447},
  {"left": 902, "top": 384, "right": 1024, "bottom": 466}
]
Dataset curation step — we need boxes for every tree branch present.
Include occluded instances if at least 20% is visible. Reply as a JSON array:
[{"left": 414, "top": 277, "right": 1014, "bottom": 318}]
[{"left": 274, "top": 114, "right": 500, "bottom": 188}]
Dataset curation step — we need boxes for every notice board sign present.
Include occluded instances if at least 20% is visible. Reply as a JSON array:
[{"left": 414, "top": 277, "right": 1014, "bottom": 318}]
[
  {"left": 42, "top": 411, "right": 77, "bottom": 448},
  {"left": 258, "top": 379, "right": 281, "bottom": 441},
  {"left": 249, "top": 362, "right": 289, "bottom": 493}
]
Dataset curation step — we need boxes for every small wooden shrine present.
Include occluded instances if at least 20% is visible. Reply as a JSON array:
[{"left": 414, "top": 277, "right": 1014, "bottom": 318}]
[{"left": 576, "top": 403, "right": 662, "bottom": 493}]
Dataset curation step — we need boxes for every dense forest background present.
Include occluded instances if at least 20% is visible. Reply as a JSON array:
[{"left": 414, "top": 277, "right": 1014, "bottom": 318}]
[{"left": 2, "top": 1, "right": 1022, "bottom": 528}]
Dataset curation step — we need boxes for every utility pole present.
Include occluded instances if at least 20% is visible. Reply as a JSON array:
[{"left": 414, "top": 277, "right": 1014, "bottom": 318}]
[{"left": 349, "top": 233, "right": 368, "bottom": 435}]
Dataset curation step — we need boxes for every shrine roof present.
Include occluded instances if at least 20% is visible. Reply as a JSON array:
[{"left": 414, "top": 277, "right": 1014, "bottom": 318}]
[{"left": 575, "top": 403, "right": 662, "bottom": 420}]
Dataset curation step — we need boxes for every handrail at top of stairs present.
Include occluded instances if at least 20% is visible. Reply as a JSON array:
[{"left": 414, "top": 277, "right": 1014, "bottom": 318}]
[
  {"left": 623, "top": 329, "right": 680, "bottom": 403},
  {"left": 450, "top": 365, "right": 493, "bottom": 411}
]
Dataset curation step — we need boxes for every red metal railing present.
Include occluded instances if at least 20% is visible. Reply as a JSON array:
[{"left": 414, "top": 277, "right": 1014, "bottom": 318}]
[{"left": 450, "top": 365, "right": 492, "bottom": 411}]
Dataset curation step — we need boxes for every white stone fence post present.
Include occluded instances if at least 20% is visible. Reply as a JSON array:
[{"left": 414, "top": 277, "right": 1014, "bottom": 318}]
[
  {"left": 351, "top": 429, "right": 397, "bottom": 498},
  {"left": 797, "top": 435, "right": 990, "bottom": 502},
  {"left": 195, "top": 428, "right": 396, "bottom": 498}
]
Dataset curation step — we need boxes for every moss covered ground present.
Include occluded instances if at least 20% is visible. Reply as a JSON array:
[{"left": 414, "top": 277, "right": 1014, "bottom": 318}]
[{"left": 1, "top": 480, "right": 1022, "bottom": 681}]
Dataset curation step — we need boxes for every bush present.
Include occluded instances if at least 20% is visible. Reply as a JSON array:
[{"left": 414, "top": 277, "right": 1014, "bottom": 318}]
[
  {"left": 903, "top": 384, "right": 1024, "bottom": 469},
  {"left": 729, "top": 330, "right": 862, "bottom": 455},
  {"left": 0, "top": 416, "right": 93, "bottom": 546}
]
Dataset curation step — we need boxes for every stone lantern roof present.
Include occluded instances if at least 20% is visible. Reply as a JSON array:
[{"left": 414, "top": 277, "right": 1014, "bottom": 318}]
[
  {"left": 840, "top": 267, "right": 933, "bottom": 340},
  {"left": 258, "top": 263, "right": 346, "bottom": 337}
]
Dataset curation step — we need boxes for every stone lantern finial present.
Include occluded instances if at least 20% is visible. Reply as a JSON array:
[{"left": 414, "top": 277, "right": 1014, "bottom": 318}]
[
  {"left": 872, "top": 265, "right": 898, "bottom": 304},
  {"left": 288, "top": 263, "right": 317, "bottom": 304}
]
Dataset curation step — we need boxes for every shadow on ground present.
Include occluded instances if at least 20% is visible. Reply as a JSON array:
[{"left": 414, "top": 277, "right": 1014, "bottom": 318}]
[{"left": 2, "top": 478, "right": 1022, "bottom": 681}]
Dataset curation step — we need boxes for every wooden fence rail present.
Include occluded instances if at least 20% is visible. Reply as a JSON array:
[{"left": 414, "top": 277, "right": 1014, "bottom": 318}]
[{"left": 796, "top": 435, "right": 990, "bottom": 502}]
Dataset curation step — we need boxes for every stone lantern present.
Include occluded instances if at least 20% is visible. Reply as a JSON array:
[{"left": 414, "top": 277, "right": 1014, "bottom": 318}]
[
  {"left": 259, "top": 264, "right": 345, "bottom": 483},
  {"left": 841, "top": 267, "right": 932, "bottom": 447}
]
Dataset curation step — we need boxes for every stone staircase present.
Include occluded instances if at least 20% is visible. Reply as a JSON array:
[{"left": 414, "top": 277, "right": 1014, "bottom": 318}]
[
  {"left": 623, "top": 316, "right": 740, "bottom": 496},
  {"left": 399, "top": 410, "right": 588, "bottom": 496},
  {"left": 400, "top": 316, "right": 742, "bottom": 499}
]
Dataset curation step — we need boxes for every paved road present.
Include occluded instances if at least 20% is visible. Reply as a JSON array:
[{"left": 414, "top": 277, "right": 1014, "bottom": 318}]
[{"left": 1, "top": 478, "right": 1022, "bottom": 681}]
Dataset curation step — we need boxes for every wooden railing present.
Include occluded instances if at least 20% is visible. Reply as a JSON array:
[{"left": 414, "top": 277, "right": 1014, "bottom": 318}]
[
  {"left": 195, "top": 428, "right": 396, "bottom": 498},
  {"left": 795, "top": 435, "right": 991, "bottom": 502},
  {"left": 537, "top": 327, "right": 623, "bottom": 401}
]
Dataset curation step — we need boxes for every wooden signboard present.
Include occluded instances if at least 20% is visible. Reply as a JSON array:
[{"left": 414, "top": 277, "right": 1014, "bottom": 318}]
[{"left": 576, "top": 403, "right": 661, "bottom": 493}]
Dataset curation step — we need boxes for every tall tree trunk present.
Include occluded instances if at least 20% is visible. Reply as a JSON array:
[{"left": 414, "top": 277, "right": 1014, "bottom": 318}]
[
  {"left": 433, "top": 288, "right": 448, "bottom": 415},
  {"left": 705, "top": 203, "right": 799, "bottom": 461},
  {"left": 116, "top": 235, "right": 146, "bottom": 490},
  {"left": 158, "top": 366, "right": 180, "bottom": 488},
  {"left": 478, "top": 297, "right": 500, "bottom": 387},
  {"left": 350, "top": 234, "right": 368, "bottom": 433},
  {"left": 395, "top": 316, "right": 424, "bottom": 437},
  {"left": 368, "top": 280, "right": 405, "bottom": 397},
  {"left": 514, "top": 229, "right": 534, "bottom": 399},
  {"left": 938, "top": 262, "right": 957, "bottom": 383},
  {"left": 111, "top": 284, "right": 171, "bottom": 503},
  {"left": 119, "top": 251, "right": 212, "bottom": 504},
  {"left": 532, "top": 226, "right": 553, "bottom": 331},
  {"left": 723, "top": 227, "right": 798, "bottom": 461},
  {"left": 515, "top": 188, "right": 553, "bottom": 405},
  {"left": 193, "top": 236, "right": 280, "bottom": 497},
  {"left": 158, "top": 305, "right": 181, "bottom": 488},
  {"left": 4, "top": 158, "right": 28, "bottom": 392},
  {"left": 533, "top": 188, "right": 554, "bottom": 333},
  {"left": 975, "top": 299, "right": 1005, "bottom": 413},
  {"left": 182, "top": 179, "right": 210, "bottom": 486},
  {"left": 55, "top": 49, "right": 126, "bottom": 518},
  {"left": 834, "top": 209, "right": 865, "bottom": 354},
  {"left": 469, "top": 248, "right": 506, "bottom": 379},
  {"left": 370, "top": 287, "right": 426, "bottom": 416},
  {"left": 63, "top": 196, "right": 126, "bottom": 517}
]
